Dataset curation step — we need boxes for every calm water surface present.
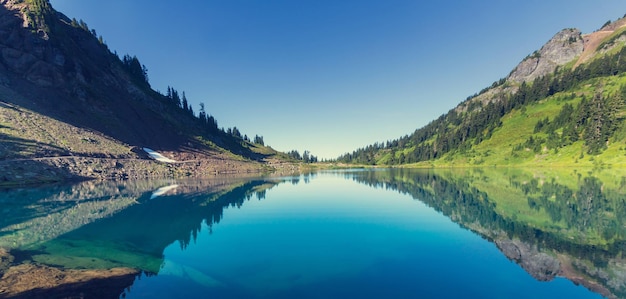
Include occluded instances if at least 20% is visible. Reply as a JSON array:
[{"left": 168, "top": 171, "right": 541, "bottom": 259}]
[{"left": 2, "top": 169, "right": 623, "bottom": 298}]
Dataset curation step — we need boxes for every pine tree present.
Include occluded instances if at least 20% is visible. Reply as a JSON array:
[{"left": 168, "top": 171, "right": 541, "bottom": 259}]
[
  {"left": 198, "top": 103, "right": 207, "bottom": 123},
  {"left": 172, "top": 89, "right": 181, "bottom": 107},
  {"left": 583, "top": 92, "right": 608, "bottom": 154},
  {"left": 182, "top": 91, "right": 188, "bottom": 111},
  {"left": 254, "top": 135, "right": 265, "bottom": 145},
  {"left": 122, "top": 54, "right": 148, "bottom": 84},
  {"left": 303, "top": 150, "right": 310, "bottom": 163}
]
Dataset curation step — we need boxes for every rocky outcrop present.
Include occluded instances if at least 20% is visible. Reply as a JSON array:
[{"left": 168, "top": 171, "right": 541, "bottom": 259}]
[
  {"left": 0, "top": 0, "right": 65, "bottom": 87},
  {"left": 508, "top": 28, "right": 584, "bottom": 83}
]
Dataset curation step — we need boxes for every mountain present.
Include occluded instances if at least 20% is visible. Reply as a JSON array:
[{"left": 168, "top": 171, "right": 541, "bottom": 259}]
[
  {"left": 0, "top": 0, "right": 294, "bottom": 186},
  {"left": 338, "top": 15, "right": 626, "bottom": 167}
]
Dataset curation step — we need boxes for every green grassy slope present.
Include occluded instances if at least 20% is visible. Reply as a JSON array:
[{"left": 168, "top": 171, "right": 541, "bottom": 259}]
[
  {"left": 426, "top": 75, "right": 626, "bottom": 168},
  {"left": 339, "top": 17, "right": 626, "bottom": 167}
]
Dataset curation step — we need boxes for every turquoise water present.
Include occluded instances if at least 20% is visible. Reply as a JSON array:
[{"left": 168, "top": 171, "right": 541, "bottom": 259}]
[
  {"left": 118, "top": 172, "right": 602, "bottom": 299},
  {"left": 2, "top": 169, "right": 620, "bottom": 298}
]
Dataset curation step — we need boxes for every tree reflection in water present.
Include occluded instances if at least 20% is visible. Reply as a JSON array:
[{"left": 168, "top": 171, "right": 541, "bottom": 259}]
[{"left": 349, "top": 168, "right": 626, "bottom": 299}]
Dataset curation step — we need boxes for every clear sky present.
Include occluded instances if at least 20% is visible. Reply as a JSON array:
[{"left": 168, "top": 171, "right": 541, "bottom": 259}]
[{"left": 49, "top": 1, "right": 626, "bottom": 159}]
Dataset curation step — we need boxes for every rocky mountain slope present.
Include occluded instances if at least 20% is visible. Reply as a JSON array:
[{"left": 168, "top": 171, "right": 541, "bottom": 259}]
[
  {"left": 339, "top": 15, "right": 626, "bottom": 167},
  {"left": 0, "top": 0, "right": 292, "bottom": 186},
  {"left": 507, "top": 28, "right": 583, "bottom": 83}
]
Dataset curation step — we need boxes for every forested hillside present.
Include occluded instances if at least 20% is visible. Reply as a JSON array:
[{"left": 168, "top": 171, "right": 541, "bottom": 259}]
[{"left": 338, "top": 17, "right": 626, "bottom": 167}]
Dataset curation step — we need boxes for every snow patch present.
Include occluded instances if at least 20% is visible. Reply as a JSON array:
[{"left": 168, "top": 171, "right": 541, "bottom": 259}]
[
  {"left": 143, "top": 147, "right": 177, "bottom": 163},
  {"left": 150, "top": 184, "right": 179, "bottom": 199}
]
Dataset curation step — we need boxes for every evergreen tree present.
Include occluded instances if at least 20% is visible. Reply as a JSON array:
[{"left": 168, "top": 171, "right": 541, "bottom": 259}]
[
  {"left": 122, "top": 54, "right": 149, "bottom": 85},
  {"left": 182, "top": 91, "right": 189, "bottom": 111},
  {"left": 231, "top": 127, "right": 242, "bottom": 139},
  {"left": 288, "top": 150, "right": 302, "bottom": 160},
  {"left": 198, "top": 102, "right": 207, "bottom": 123},
  {"left": 79, "top": 19, "right": 88, "bottom": 31},
  {"left": 254, "top": 135, "right": 265, "bottom": 146},
  {"left": 207, "top": 115, "right": 218, "bottom": 131},
  {"left": 172, "top": 89, "right": 181, "bottom": 107},
  {"left": 583, "top": 91, "right": 613, "bottom": 154},
  {"left": 303, "top": 150, "right": 310, "bottom": 163}
]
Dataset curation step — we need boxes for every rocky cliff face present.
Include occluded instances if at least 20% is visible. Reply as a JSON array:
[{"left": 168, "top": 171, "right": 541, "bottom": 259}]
[
  {"left": 0, "top": 0, "right": 71, "bottom": 87},
  {"left": 507, "top": 28, "right": 584, "bottom": 83}
]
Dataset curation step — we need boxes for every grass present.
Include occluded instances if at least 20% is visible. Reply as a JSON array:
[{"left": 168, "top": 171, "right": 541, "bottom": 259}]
[
  {"left": 433, "top": 167, "right": 626, "bottom": 246},
  {"left": 409, "top": 75, "right": 626, "bottom": 168}
]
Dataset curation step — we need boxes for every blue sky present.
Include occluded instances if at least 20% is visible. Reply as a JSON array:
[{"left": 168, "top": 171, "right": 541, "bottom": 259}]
[{"left": 49, "top": 1, "right": 626, "bottom": 159}]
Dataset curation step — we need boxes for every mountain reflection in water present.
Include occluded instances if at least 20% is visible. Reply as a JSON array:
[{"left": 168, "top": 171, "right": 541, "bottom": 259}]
[
  {"left": 0, "top": 176, "right": 281, "bottom": 297},
  {"left": 24, "top": 178, "right": 280, "bottom": 273},
  {"left": 349, "top": 168, "right": 626, "bottom": 299},
  {"left": 0, "top": 170, "right": 622, "bottom": 298}
]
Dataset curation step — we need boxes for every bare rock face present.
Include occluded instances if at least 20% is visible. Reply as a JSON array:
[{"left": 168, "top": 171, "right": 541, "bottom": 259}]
[
  {"left": 496, "top": 238, "right": 561, "bottom": 281},
  {"left": 508, "top": 28, "right": 584, "bottom": 83},
  {"left": 0, "top": 0, "right": 65, "bottom": 87}
]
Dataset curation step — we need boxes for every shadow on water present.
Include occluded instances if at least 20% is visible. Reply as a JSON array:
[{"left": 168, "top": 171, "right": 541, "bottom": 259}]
[{"left": 348, "top": 168, "right": 626, "bottom": 299}]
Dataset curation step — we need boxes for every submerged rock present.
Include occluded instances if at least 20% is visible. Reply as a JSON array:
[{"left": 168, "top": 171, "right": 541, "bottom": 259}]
[
  {"left": 0, "top": 263, "right": 139, "bottom": 298},
  {"left": 0, "top": 247, "right": 14, "bottom": 277}
]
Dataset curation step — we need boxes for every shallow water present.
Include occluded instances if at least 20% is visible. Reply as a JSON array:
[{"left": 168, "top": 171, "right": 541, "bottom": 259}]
[{"left": 2, "top": 169, "right": 624, "bottom": 298}]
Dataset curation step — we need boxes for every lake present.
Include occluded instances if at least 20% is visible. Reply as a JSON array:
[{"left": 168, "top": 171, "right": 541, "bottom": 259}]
[{"left": 0, "top": 168, "right": 624, "bottom": 298}]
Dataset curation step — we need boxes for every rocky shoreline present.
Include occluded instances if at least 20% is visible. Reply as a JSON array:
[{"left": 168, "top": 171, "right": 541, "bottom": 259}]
[
  {"left": 0, "top": 152, "right": 303, "bottom": 188},
  {"left": 0, "top": 248, "right": 138, "bottom": 299}
]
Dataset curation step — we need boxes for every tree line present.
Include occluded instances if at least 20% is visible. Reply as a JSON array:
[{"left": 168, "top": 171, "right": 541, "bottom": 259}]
[
  {"left": 162, "top": 85, "right": 269, "bottom": 146},
  {"left": 287, "top": 150, "right": 318, "bottom": 163}
]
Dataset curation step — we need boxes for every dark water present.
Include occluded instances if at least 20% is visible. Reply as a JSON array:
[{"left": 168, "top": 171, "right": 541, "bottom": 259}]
[{"left": 1, "top": 169, "right": 625, "bottom": 298}]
